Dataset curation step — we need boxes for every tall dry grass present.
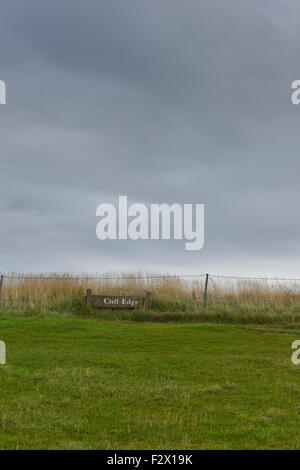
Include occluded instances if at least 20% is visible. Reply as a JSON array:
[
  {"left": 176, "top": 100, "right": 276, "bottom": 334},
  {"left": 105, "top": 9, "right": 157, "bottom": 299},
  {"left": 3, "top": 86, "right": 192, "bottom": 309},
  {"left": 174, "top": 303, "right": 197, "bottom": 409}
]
[
  {"left": 2, "top": 272, "right": 300, "bottom": 324},
  {"left": 1, "top": 272, "right": 300, "bottom": 307}
]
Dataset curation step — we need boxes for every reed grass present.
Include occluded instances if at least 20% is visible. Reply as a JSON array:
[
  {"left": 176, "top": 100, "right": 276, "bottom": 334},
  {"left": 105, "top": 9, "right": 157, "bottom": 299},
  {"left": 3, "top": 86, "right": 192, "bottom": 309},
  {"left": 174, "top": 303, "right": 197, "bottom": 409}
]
[{"left": 1, "top": 272, "right": 300, "bottom": 324}]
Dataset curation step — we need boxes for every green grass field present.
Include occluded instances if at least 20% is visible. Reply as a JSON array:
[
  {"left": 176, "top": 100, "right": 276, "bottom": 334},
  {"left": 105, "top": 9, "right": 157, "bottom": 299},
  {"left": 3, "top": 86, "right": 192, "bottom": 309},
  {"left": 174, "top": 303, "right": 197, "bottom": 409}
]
[{"left": 0, "top": 315, "right": 300, "bottom": 449}]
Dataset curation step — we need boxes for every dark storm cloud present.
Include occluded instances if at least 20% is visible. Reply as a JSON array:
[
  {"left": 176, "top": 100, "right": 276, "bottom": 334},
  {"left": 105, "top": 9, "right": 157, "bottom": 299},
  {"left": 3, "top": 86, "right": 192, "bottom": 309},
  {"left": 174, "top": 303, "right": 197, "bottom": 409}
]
[{"left": 0, "top": 0, "right": 300, "bottom": 274}]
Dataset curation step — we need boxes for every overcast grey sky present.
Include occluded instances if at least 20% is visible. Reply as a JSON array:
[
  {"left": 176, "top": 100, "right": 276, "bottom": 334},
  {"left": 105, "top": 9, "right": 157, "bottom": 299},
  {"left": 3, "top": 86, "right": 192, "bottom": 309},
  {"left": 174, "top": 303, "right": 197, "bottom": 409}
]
[{"left": 0, "top": 0, "right": 300, "bottom": 276}]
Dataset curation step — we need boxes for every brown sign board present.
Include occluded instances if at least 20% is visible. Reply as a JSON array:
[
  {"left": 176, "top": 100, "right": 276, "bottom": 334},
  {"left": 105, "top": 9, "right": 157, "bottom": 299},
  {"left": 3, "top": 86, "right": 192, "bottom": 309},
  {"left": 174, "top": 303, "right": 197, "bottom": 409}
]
[{"left": 84, "top": 290, "right": 152, "bottom": 309}]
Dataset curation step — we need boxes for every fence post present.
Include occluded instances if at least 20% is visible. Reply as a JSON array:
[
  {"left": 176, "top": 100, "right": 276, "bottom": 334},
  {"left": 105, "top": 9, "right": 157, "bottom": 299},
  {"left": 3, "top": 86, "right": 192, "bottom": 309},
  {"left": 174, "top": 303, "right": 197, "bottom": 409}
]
[
  {"left": 143, "top": 291, "right": 152, "bottom": 309},
  {"left": 86, "top": 289, "right": 92, "bottom": 307},
  {"left": 203, "top": 273, "right": 209, "bottom": 307},
  {"left": 0, "top": 275, "right": 3, "bottom": 298}
]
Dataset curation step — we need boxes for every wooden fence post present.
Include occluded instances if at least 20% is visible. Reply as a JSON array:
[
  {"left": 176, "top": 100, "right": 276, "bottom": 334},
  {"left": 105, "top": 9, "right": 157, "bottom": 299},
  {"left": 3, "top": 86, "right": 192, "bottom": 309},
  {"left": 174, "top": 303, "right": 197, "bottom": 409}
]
[
  {"left": 86, "top": 289, "right": 92, "bottom": 307},
  {"left": 203, "top": 273, "right": 209, "bottom": 307},
  {"left": 0, "top": 275, "right": 3, "bottom": 298},
  {"left": 143, "top": 291, "right": 152, "bottom": 309}
]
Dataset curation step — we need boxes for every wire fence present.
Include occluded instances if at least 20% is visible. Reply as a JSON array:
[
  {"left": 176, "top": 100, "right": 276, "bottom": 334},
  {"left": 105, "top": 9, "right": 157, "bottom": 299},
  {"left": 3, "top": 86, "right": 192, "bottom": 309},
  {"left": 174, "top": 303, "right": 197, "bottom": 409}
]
[
  {"left": 2, "top": 272, "right": 300, "bottom": 281},
  {"left": 1, "top": 272, "right": 300, "bottom": 310}
]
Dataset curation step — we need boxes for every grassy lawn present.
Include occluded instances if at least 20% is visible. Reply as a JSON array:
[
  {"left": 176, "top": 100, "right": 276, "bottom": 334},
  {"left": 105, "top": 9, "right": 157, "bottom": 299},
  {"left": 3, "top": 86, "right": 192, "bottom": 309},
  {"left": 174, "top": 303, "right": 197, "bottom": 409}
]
[{"left": 0, "top": 315, "right": 300, "bottom": 449}]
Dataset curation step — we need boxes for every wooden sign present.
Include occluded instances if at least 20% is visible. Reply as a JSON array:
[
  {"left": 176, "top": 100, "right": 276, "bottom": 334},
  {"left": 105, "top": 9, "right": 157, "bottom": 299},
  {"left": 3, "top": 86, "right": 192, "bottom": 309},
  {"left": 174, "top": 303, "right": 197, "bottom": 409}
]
[{"left": 85, "top": 290, "right": 152, "bottom": 309}]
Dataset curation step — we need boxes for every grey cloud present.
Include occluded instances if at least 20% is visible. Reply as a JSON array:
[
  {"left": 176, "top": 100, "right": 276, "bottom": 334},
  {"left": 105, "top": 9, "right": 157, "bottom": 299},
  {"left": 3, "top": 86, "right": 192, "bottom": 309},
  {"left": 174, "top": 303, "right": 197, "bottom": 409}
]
[{"left": 0, "top": 0, "right": 300, "bottom": 274}]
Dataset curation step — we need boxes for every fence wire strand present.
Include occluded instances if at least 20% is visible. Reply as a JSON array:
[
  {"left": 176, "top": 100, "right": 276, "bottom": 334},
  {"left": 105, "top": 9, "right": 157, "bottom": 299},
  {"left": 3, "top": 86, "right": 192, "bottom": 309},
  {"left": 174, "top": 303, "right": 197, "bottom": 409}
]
[
  {"left": 1, "top": 273, "right": 300, "bottom": 281},
  {"left": 1, "top": 274, "right": 207, "bottom": 280}
]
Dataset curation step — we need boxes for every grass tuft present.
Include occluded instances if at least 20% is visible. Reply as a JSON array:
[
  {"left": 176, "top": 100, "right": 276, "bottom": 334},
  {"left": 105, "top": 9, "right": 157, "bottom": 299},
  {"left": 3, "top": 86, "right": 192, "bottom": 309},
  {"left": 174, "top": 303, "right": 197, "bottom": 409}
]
[{"left": 1, "top": 272, "right": 300, "bottom": 325}]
